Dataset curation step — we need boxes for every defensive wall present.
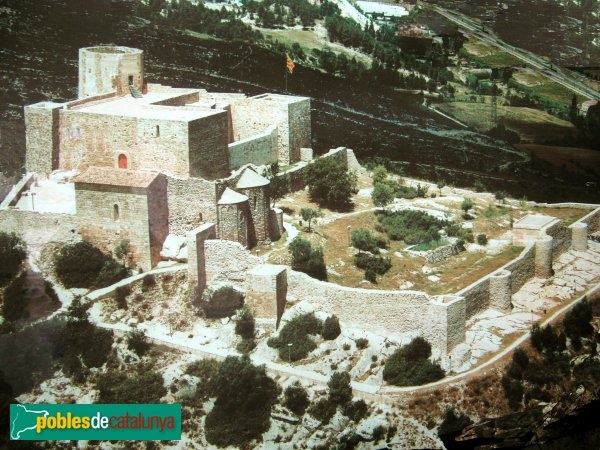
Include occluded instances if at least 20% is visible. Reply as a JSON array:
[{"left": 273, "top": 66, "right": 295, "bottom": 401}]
[{"left": 228, "top": 127, "right": 278, "bottom": 170}]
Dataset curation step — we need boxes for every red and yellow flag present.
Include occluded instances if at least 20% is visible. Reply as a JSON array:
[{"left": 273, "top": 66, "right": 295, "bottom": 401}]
[{"left": 286, "top": 53, "right": 295, "bottom": 74}]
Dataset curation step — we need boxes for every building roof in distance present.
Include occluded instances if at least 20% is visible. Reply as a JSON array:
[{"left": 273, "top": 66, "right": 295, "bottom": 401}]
[
  {"left": 218, "top": 187, "right": 249, "bottom": 205},
  {"left": 236, "top": 168, "right": 270, "bottom": 189},
  {"left": 74, "top": 167, "right": 160, "bottom": 188}
]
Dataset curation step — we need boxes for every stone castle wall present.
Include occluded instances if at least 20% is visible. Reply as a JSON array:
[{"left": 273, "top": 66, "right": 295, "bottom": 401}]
[
  {"left": 75, "top": 182, "right": 160, "bottom": 271},
  {"left": 188, "top": 113, "right": 230, "bottom": 180},
  {"left": 228, "top": 127, "right": 278, "bottom": 170},
  {"left": 167, "top": 176, "right": 217, "bottom": 236},
  {"left": 286, "top": 97, "right": 311, "bottom": 164},
  {"left": 546, "top": 220, "right": 570, "bottom": 256},
  {"left": 146, "top": 175, "right": 170, "bottom": 268},
  {"left": 24, "top": 103, "right": 61, "bottom": 174},
  {"left": 204, "top": 240, "right": 263, "bottom": 288}
]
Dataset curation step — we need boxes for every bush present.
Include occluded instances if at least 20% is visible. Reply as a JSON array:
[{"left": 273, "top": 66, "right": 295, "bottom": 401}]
[
  {"left": 0, "top": 231, "right": 26, "bottom": 280},
  {"left": 438, "top": 407, "right": 472, "bottom": 438},
  {"left": 501, "top": 375, "right": 523, "bottom": 410},
  {"left": 289, "top": 237, "right": 328, "bottom": 281},
  {"left": 351, "top": 228, "right": 387, "bottom": 254},
  {"left": 55, "top": 241, "right": 128, "bottom": 288},
  {"left": 126, "top": 329, "right": 151, "bottom": 356},
  {"left": 114, "top": 285, "right": 130, "bottom": 309},
  {"left": 328, "top": 371, "right": 352, "bottom": 406},
  {"left": 461, "top": 198, "right": 474, "bottom": 213},
  {"left": 564, "top": 299, "right": 593, "bottom": 342},
  {"left": 235, "top": 307, "right": 255, "bottom": 339},
  {"left": 205, "top": 355, "right": 279, "bottom": 447},
  {"left": 236, "top": 338, "right": 256, "bottom": 354},
  {"left": 201, "top": 285, "right": 244, "bottom": 318},
  {"left": 267, "top": 313, "right": 323, "bottom": 361},
  {"left": 383, "top": 337, "right": 445, "bottom": 386},
  {"left": 305, "top": 156, "right": 356, "bottom": 209},
  {"left": 96, "top": 370, "right": 166, "bottom": 403},
  {"left": 474, "top": 180, "right": 486, "bottom": 192},
  {"left": 343, "top": 399, "right": 367, "bottom": 422},
  {"left": 1, "top": 271, "right": 27, "bottom": 321},
  {"left": 185, "top": 358, "right": 220, "bottom": 401},
  {"left": 322, "top": 315, "right": 341, "bottom": 340},
  {"left": 376, "top": 210, "right": 447, "bottom": 244},
  {"left": 476, "top": 234, "right": 488, "bottom": 246},
  {"left": 283, "top": 382, "right": 310, "bottom": 416},
  {"left": 355, "top": 338, "right": 369, "bottom": 349},
  {"left": 395, "top": 184, "right": 418, "bottom": 199},
  {"left": 308, "top": 398, "right": 336, "bottom": 424},
  {"left": 354, "top": 253, "right": 391, "bottom": 279},
  {"left": 531, "top": 324, "right": 566, "bottom": 355}
]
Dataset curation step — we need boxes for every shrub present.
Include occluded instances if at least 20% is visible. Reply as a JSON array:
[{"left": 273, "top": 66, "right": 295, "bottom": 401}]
[
  {"left": 308, "top": 398, "right": 336, "bottom": 424},
  {"left": 235, "top": 307, "right": 255, "bottom": 339},
  {"left": 201, "top": 285, "right": 244, "bottom": 318},
  {"left": 141, "top": 274, "right": 156, "bottom": 291},
  {"left": 476, "top": 234, "right": 488, "bottom": 246},
  {"left": 530, "top": 324, "right": 566, "bottom": 355},
  {"left": 395, "top": 184, "right": 418, "bottom": 199},
  {"left": 55, "top": 241, "right": 128, "bottom": 288},
  {"left": 494, "top": 190, "right": 508, "bottom": 202},
  {"left": 289, "top": 237, "right": 328, "bottom": 281},
  {"left": 236, "top": 338, "right": 256, "bottom": 354},
  {"left": 126, "top": 329, "right": 151, "bottom": 356},
  {"left": 267, "top": 313, "right": 323, "bottom": 361},
  {"left": 376, "top": 210, "right": 447, "bottom": 244},
  {"left": 501, "top": 375, "right": 523, "bottom": 410},
  {"left": 461, "top": 198, "right": 473, "bottom": 213},
  {"left": 305, "top": 156, "right": 356, "bottom": 209},
  {"left": 343, "top": 399, "right": 367, "bottom": 422},
  {"left": 351, "top": 228, "right": 387, "bottom": 254},
  {"left": 372, "top": 182, "right": 395, "bottom": 209},
  {"left": 283, "top": 382, "right": 310, "bottom": 416},
  {"left": 322, "top": 315, "right": 341, "bottom": 340},
  {"left": 474, "top": 180, "right": 486, "bottom": 192},
  {"left": 354, "top": 253, "right": 391, "bottom": 279},
  {"left": 438, "top": 407, "right": 472, "bottom": 438},
  {"left": 564, "top": 299, "right": 593, "bottom": 342},
  {"left": 0, "top": 231, "right": 26, "bottom": 280},
  {"left": 96, "top": 370, "right": 166, "bottom": 404},
  {"left": 1, "top": 271, "right": 27, "bottom": 321},
  {"left": 114, "top": 285, "right": 130, "bottom": 310},
  {"left": 355, "top": 338, "right": 369, "bottom": 349},
  {"left": 205, "top": 355, "right": 279, "bottom": 447},
  {"left": 328, "top": 371, "right": 352, "bottom": 406},
  {"left": 383, "top": 337, "right": 445, "bottom": 386}
]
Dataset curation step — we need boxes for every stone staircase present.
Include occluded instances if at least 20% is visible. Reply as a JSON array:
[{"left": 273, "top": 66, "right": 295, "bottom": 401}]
[{"left": 129, "top": 83, "right": 143, "bottom": 98}]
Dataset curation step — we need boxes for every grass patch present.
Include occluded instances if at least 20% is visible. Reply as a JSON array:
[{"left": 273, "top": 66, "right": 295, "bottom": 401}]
[
  {"left": 462, "top": 41, "right": 524, "bottom": 68},
  {"left": 410, "top": 238, "right": 448, "bottom": 252},
  {"left": 435, "top": 102, "right": 575, "bottom": 143}
]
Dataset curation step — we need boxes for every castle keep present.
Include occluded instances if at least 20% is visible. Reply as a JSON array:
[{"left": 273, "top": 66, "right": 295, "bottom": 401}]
[{"left": 23, "top": 45, "right": 311, "bottom": 268}]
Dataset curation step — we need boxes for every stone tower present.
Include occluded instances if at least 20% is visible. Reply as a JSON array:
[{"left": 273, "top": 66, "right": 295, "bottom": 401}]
[
  {"left": 235, "top": 168, "right": 271, "bottom": 244},
  {"left": 217, "top": 188, "right": 251, "bottom": 248},
  {"left": 78, "top": 46, "right": 144, "bottom": 98}
]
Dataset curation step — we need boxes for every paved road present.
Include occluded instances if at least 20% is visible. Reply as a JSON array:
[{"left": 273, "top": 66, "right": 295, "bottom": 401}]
[{"left": 430, "top": 4, "right": 600, "bottom": 100}]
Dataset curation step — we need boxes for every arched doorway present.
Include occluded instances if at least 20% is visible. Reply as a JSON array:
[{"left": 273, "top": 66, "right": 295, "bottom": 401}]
[{"left": 118, "top": 153, "right": 128, "bottom": 169}]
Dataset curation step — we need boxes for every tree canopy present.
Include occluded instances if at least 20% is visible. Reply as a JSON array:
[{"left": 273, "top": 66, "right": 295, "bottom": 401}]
[
  {"left": 305, "top": 157, "right": 356, "bottom": 210},
  {"left": 205, "top": 355, "right": 279, "bottom": 447},
  {"left": 0, "top": 231, "right": 26, "bottom": 279}
]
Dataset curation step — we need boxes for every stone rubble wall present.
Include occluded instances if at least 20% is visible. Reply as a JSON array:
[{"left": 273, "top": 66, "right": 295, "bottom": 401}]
[
  {"left": 24, "top": 104, "right": 61, "bottom": 174},
  {"left": 503, "top": 245, "right": 535, "bottom": 294},
  {"left": 204, "top": 239, "right": 263, "bottom": 289},
  {"left": 577, "top": 206, "right": 600, "bottom": 234},
  {"left": 424, "top": 244, "right": 461, "bottom": 264},
  {"left": 286, "top": 270, "right": 463, "bottom": 354},
  {"left": 545, "top": 220, "right": 570, "bottom": 256}
]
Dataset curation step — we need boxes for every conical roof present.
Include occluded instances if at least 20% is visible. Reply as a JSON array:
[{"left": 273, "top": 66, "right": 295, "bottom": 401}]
[
  {"left": 218, "top": 187, "right": 248, "bottom": 205},
  {"left": 236, "top": 167, "right": 270, "bottom": 189}
]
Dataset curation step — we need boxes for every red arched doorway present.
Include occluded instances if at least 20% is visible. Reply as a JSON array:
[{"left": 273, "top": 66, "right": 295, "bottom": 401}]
[{"left": 118, "top": 153, "right": 128, "bottom": 169}]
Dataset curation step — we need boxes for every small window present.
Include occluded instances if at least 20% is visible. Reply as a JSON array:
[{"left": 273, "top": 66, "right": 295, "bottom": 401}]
[
  {"left": 155, "top": 125, "right": 160, "bottom": 137},
  {"left": 113, "top": 204, "right": 120, "bottom": 222},
  {"left": 118, "top": 153, "right": 127, "bottom": 169}
]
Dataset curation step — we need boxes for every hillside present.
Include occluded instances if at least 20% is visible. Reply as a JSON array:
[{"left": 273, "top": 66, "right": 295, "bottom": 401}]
[{"left": 0, "top": 0, "right": 599, "bottom": 204}]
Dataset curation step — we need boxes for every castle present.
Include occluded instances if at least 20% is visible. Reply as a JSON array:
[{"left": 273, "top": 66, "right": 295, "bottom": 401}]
[{"left": 23, "top": 45, "right": 312, "bottom": 270}]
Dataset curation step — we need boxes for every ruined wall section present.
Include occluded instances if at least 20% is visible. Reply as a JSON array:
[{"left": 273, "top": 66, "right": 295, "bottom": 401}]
[
  {"left": 75, "top": 184, "right": 155, "bottom": 271},
  {"left": 24, "top": 103, "right": 62, "bottom": 174},
  {"left": 78, "top": 46, "right": 143, "bottom": 98},
  {"left": 166, "top": 176, "right": 216, "bottom": 236},
  {"left": 204, "top": 240, "right": 262, "bottom": 288},
  {"left": 579, "top": 206, "right": 600, "bottom": 233},
  {"left": 504, "top": 245, "right": 535, "bottom": 293},
  {"left": 546, "top": 220, "right": 570, "bottom": 256},
  {"left": 228, "top": 127, "right": 278, "bottom": 169}
]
